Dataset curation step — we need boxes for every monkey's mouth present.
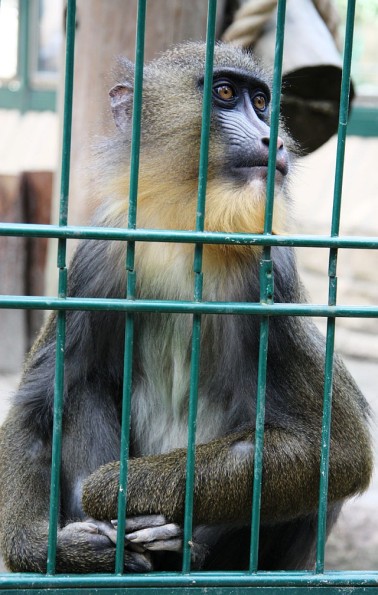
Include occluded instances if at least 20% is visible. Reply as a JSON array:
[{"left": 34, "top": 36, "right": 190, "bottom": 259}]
[{"left": 231, "top": 163, "right": 288, "bottom": 184}]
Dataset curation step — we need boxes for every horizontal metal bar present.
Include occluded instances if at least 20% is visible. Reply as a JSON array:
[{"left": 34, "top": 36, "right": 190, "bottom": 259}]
[
  {"left": 0, "top": 87, "right": 57, "bottom": 111},
  {"left": 348, "top": 105, "right": 378, "bottom": 137},
  {"left": 0, "top": 588, "right": 376, "bottom": 595},
  {"left": 0, "top": 570, "right": 377, "bottom": 590},
  {"left": 0, "top": 295, "right": 377, "bottom": 317},
  {"left": 0, "top": 223, "right": 377, "bottom": 249}
]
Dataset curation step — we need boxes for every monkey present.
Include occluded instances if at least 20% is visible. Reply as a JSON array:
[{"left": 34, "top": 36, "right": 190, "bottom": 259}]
[{"left": 0, "top": 42, "right": 373, "bottom": 574}]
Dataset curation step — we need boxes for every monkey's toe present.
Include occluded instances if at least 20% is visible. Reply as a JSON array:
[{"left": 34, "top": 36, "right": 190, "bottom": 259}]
[
  {"left": 125, "top": 550, "right": 153, "bottom": 572},
  {"left": 59, "top": 520, "right": 153, "bottom": 572}
]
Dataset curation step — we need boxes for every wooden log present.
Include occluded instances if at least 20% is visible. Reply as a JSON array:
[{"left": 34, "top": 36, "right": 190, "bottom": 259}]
[
  {"left": 20, "top": 172, "right": 53, "bottom": 349},
  {"left": 46, "top": 1, "right": 227, "bottom": 293},
  {"left": 0, "top": 175, "right": 26, "bottom": 373},
  {"left": 68, "top": 0, "right": 226, "bottom": 225}
]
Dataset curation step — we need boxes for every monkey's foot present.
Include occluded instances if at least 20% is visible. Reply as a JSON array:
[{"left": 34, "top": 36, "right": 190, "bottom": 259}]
[
  {"left": 112, "top": 515, "right": 182, "bottom": 552},
  {"left": 60, "top": 520, "right": 153, "bottom": 571}
]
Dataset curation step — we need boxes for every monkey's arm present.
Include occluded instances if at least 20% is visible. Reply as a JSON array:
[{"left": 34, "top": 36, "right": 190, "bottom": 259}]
[{"left": 82, "top": 420, "right": 372, "bottom": 526}]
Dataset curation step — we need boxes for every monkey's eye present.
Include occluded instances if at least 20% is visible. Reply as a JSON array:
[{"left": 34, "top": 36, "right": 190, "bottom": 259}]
[
  {"left": 252, "top": 93, "right": 267, "bottom": 112},
  {"left": 213, "top": 83, "right": 236, "bottom": 103}
]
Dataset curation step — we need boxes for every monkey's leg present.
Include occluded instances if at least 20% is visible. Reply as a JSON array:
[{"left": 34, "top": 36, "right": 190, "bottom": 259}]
[
  {"left": 82, "top": 423, "right": 372, "bottom": 527},
  {"left": 0, "top": 415, "right": 152, "bottom": 573}
]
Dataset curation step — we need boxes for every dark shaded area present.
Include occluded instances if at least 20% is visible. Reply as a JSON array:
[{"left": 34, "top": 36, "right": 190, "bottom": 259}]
[{"left": 282, "top": 65, "right": 355, "bottom": 154}]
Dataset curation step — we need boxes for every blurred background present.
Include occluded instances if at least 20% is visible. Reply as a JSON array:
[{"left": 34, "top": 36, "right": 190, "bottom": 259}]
[{"left": 0, "top": 0, "right": 377, "bottom": 571}]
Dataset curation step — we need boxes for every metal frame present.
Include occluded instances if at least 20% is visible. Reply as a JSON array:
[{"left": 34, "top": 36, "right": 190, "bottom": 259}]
[
  {"left": 0, "top": 0, "right": 377, "bottom": 592},
  {"left": 0, "top": 0, "right": 57, "bottom": 112},
  {"left": 348, "top": 105, "right": 378, "bottom": 136}
]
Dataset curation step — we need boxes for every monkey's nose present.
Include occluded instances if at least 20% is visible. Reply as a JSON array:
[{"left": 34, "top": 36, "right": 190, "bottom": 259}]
[{"left": 262, "top": 136, "right": 284, "bottom": 150}]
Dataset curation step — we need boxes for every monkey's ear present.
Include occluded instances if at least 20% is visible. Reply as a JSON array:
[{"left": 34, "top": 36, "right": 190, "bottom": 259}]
[{"left": 109, "top": 83, "right": 133, "bottom": 133}]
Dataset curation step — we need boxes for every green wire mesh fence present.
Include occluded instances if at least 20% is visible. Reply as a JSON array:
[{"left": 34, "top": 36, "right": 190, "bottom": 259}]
[{"left": 0, "top": 0, "right": 377, "bottom": 592}]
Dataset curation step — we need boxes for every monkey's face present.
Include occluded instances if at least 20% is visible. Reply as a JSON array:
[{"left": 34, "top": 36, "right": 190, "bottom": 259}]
[
  {"left": 209, "top": 68, "right": 289, "bottom": 188},
  {"left": 107, "top": 43, "right": 292, "bottom": 236}
]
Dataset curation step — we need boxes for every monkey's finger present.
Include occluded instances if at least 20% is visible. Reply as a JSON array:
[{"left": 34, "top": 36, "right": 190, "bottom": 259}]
[
  {"left": 84, "top": 519, "right": 118, "bottom": 544},
  {"left": 81, "top": 522, "right": 100, "bottom": 534},
  {"left": 143, "top": 538, "right": 182, "bottom": 552},
  {"left": 126, "top": 523, "right": 181, "bottom": 544},
  {"left": 61, "top": 521, "right": 101, "bottom": 536},
  {"left": 112, "top": 515, "right": 168, "bottom": 531},
  {"left": 92, "top": 521, "right": 149, "bottom": 552},
  {"left": 127, "top": 542, "right": 147, "bottom": 553}
]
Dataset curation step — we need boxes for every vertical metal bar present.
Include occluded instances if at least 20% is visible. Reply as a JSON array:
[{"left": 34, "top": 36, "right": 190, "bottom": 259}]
[
  {"left": 315, "top": 0, "right": 356, "bottom": 573},
  {"left": 181, "top": 0, "right": 217, "bottom": 573},
  {"left": 46, "top": 0, "right": 76, "bottom": 575},
  {"left": 115, "top": 0, "right": 146, "bottom": 575},
  {"left": 18, "top": 0, "right": 30, "bottom": 113},
  {"left": 249, "top": 0, "right": 286, "bottom": 572}
]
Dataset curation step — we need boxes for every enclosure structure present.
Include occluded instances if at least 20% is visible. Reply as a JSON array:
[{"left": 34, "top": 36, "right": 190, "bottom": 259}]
[{"left": 0, "top": 0, "right": 377, "bottom": 592}]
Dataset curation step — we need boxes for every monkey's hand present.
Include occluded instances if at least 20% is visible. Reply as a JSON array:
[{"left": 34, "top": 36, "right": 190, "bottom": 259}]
[
  {"left": 69, "top": 516, "right": 182, "bottom": 555},
  {"left": 111, "top": 515, "right": 182, "bottom": 553},
  {"left": 121, "top": 516, "right": 207, "bottom": 564}
]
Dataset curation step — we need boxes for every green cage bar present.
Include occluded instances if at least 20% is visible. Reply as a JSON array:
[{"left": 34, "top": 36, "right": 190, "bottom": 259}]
[
  {"left": 1, "top": 569, "right": 378, "bottom": 591},
  {"left": 0, "top": 295, "right": 377, "bottom": 317},
  {"left": 315, "top": 0, "right": 356, "bottom": 573},
  {"left": 1, "top": 222, "right": 378, "bottom": 249},
  {"left": 181, "top": 0, "right": 217, "bottom": 573},
  {"left": 46, "top": 0, "right": 76, "bottom": 575},
  {"left": 114, "top": 0, "right": 147, "bottom": 574},
  {"left": 249, "top": 0, "right": 287, "bottom": 572}
]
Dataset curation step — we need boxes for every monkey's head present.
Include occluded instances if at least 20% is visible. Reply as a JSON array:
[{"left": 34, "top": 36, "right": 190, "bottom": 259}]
[{"left": 104, "top": 42, "right": 293, "bottom": 240}]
